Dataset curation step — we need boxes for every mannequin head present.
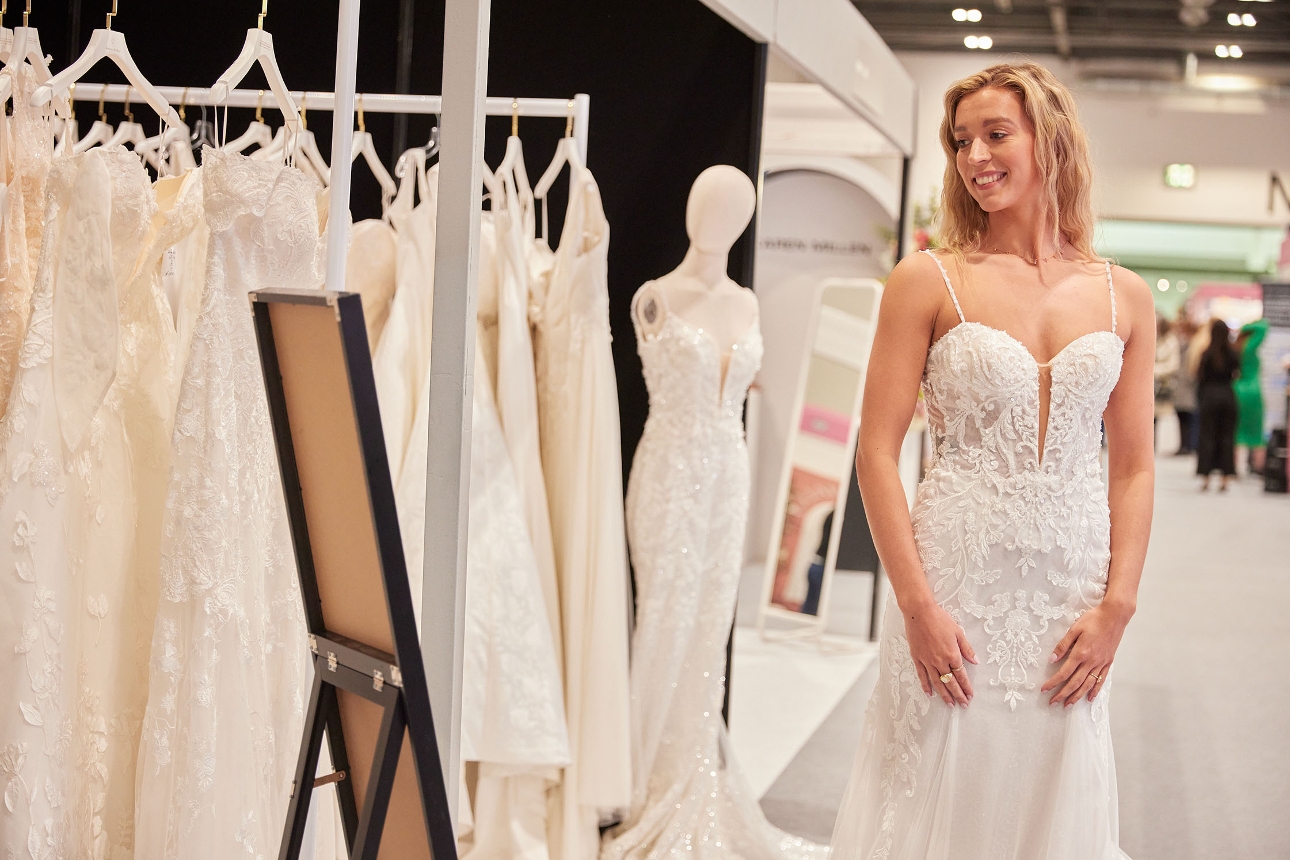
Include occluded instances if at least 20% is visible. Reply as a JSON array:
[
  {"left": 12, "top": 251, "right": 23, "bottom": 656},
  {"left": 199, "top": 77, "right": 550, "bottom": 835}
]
[{"left": 685, "top": 165, "right": 756, "bottom": 255}]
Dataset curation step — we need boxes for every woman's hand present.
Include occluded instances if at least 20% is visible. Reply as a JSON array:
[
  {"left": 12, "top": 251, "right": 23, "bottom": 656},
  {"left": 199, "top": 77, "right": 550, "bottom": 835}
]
[
  {"left": 1042, "top": 602, "right": 1132, "bottom": 707},
  {"left": 905, "top": 599, "right": 979, "bottom": 707}
]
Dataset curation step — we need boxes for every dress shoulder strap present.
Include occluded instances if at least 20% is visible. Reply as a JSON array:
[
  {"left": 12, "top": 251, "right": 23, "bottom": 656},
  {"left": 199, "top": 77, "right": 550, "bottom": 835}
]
[
  {"left": 920, "top": 249, "right": 965, "bottom": 323},
  {"left": 1104, "top": 260, "right": 1117, "bottom": 335}
]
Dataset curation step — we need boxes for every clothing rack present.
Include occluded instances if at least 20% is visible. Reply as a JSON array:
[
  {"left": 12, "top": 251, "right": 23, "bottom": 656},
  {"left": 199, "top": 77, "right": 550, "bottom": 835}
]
[{"left": 64, "top": 85, "right": 592, "bottom": 165}]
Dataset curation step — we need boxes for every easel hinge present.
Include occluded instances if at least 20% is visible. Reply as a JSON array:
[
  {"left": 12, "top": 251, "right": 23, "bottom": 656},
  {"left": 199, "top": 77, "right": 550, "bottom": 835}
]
[
  {"left": 389, "top": 665, "right": 402, "bottom": 688},
  {"left": 308, "top": 635, "right": 318, "bottom": 654},
  {"left": 372, "top": 670, "right": 384, "bottom": 692},
  {"left": 327, "top": 651, "right": 338, "bottom": 672}
]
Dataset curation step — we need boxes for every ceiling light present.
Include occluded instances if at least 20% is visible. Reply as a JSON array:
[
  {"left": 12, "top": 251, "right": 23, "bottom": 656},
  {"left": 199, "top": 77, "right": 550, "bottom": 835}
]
[
  {"left": 964, "top": 35, "right": 979, "bottom": 48},
  {"left": 1228, "top": 12, "right": 1241, "bottom": 25},
  {"left": 953, "top": 8, "right": 968, "bottom": 21},
  {"left": 967, "top": 9, "right": 982, "bottom": 22},
  {"left": 978, "top": 35, "right": 993, "bottom": 49},
  {"left": 1178, "top": 280, "right": 1189, "bottom": 293},
  {"left": 1230, "top": 45, "right": 1244, "bottom": 58},
  {"left": 1157, "top": 279, "right": 1170, "bottom": 292},
  {"left": 1242, "top": 13, "right": 1256, "bottom": 25},
  {"left": 1215, "top": 45, "right": 1230, "bottom": 57}
]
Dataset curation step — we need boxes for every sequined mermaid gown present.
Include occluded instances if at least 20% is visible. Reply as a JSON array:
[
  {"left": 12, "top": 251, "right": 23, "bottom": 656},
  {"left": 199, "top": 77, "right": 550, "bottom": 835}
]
[
  {"left": 602, "top": 285, "right": 826, "bottom": 859},
  {"left": 830, "top": 251, "right": 1130, "bottom": 860}
]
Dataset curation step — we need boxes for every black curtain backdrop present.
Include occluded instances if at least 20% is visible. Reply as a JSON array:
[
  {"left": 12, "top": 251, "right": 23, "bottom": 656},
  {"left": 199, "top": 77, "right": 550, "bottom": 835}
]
[{"left": 49, "top": 0, "right": 762, "bottom": 489}]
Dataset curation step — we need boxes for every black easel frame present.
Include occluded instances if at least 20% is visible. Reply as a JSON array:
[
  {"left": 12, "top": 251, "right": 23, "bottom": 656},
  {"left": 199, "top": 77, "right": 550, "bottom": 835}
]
[{"left": 251, "top": 288, "right": 457, "bottom": 860}]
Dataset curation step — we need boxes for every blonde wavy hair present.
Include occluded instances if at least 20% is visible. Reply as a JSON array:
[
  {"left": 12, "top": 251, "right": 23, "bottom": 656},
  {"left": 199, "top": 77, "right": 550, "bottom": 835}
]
[{"left": 938, "top": 62, "right": 1100, "bottom": 261}]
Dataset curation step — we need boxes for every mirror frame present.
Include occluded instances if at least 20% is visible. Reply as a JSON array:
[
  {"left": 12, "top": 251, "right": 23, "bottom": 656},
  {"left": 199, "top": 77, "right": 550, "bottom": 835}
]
[{"left": 756, "top": 277, "right": 883, "bottom": 642}]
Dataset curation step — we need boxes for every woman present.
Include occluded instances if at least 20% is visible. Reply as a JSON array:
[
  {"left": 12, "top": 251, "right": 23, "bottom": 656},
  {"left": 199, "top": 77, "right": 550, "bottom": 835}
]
[
  {"left": 832, "top": 62, "right": 1154, "bottom": 860},
  {"left": 1196, "top": 319, "right": 1240, "bottom": 491},
  {"left": 1154, "top": 315, "right": 1180, "bottom": 452},
  {"left": 1234, "top": 318, "right": 1269, "bottom": 476},
  {"left": 1171, "top": 315, "right": 1199, "bottom": 456}
]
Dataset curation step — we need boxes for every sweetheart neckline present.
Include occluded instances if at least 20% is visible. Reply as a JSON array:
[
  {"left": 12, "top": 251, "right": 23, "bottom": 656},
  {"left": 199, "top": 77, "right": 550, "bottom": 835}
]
[
  {"left": 928, "top": 321, "right": 1124, "bottom": 370},
  {"left": 641, "top": 310, "right": 761, "bottom": 407}
]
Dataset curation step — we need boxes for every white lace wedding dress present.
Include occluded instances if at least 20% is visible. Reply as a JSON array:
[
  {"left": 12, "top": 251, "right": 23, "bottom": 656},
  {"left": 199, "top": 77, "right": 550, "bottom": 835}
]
[
  {"left": 602, "top": 287, "right": 825, "bottom": 859},
  {"left": 830, "top": 250, "right": 1129, "bottom": 860},
  {"left": 133, "top": 149, "right": 322, "bottom": 860},
  {"left": 0, "top": 148, "right": 201, "bottom": 860}
]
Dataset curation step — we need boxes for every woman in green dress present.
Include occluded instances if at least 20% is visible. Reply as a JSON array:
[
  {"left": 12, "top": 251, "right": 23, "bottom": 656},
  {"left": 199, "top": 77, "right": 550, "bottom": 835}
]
[{"left": 1235, "top": 318, "right": 1269, "bottom": 475}]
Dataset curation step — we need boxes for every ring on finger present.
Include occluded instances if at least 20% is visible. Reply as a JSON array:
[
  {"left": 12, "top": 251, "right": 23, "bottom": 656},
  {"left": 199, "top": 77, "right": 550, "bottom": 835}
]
[{"left": 939, "top": 672, "right": 954, "bottom": 685}]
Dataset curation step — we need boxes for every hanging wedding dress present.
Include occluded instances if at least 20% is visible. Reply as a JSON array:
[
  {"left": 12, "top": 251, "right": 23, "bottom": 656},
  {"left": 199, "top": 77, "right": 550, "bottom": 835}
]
[
  {"left": 372, "top": 161, "right": 437, "bottom": 481},
  {"left": 601, "top": 287, "right": 824, "bottom": 859},
  {"left": 345, "top": 217, "right": 397, "bottom": 351},
  {"left": 134, "top": 149, "right": 322, "bottom": 860},
  {"left": 830, "top": 252, "right": 1127, "bottom": 860},
  {"left": 528, "top": 165, "right": 632, "bottom": 859},
  {"left": 0, "top": 63, "right": 52, "bottom": 420},
  {"left": 0, "top": 148, "right": 201, "bottom": 860},
  {"left": 489, "top": 170, "right": 561, "bottom": 665},
  {"left": 388, "top": 194, "right": 570, "bottom": 859}
]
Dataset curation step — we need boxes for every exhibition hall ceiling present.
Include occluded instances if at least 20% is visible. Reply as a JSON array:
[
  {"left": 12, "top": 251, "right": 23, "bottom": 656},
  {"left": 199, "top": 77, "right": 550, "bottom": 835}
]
[{"left": 852, "top": 1, "right": 1290, "bottom": 67}]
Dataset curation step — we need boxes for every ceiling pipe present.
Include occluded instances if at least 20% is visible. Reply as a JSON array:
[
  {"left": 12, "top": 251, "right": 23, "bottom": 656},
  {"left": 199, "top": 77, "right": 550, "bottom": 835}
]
[{"left": 1047, "top": 1, "right": 1072, "bottom": 59}]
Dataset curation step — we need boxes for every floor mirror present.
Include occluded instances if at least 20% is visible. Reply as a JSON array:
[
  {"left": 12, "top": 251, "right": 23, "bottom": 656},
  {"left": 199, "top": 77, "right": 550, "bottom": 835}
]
[{"left": 756, "top": 277, "right": 882, "bottom": 642}]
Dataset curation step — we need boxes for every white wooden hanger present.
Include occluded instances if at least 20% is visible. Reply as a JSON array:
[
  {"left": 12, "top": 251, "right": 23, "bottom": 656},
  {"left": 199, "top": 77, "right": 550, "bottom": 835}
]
[
  {"left": 349, "top": 96, "right": 395, "bottom": 213},
  {"left": 391, "top": 146, "right": 428, "bottom": 217},
  {"left": 0, "top": 3, "right": 61, "bottom": 109},
  {"left": 53, "top": 82, "right": 78, "bottom": 155},
  {"left": 533, "top": 102, "right": 584, "bottom": 242},
  {"left": 222, "top": 89, "right": 274, "bottom": 152},
  {"left": 72, "top": 84, "right": 113, "bottom": 153},
  {"left": 136, "top": 89, "right": 195, "bottom": 174},
  {"left": 103, "top": 85, "right": 146, "bottom": 149},
  {"left": 255, "top": 91, "right": 329, "bottom": 183},
  {"left": 30, "top": 1, "right": 182, "bottom": 127},
  {"left": 208, "top": 0, "right": 301, "bottom": 142},
  {"left": 494, "top": 99, "right": 535, "bottom": 216}
]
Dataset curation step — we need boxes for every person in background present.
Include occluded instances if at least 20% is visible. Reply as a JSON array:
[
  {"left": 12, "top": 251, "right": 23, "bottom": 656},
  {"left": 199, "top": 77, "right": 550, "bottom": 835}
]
[
  {"left": 1170, "top": 314, "right": 1199, "bottom": 456},
  {"left": 1154, "top": 315, "right": 1180, "bottom": 451},
  {"left": 1196, "top": 319, "right": 1240, "bottom": 491},
  {"left": 1234, "top": 318, "right": 1269, "bottom": 477}
]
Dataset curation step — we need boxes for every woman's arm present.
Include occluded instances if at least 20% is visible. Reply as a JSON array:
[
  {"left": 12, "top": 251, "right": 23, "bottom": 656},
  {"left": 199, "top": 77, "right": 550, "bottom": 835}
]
[
  {"left": 1043, "top": 265, "right": 1155, "bottom": 706},
  {"left": 857, "top": 252, "right": 978, "bottom": 708}
]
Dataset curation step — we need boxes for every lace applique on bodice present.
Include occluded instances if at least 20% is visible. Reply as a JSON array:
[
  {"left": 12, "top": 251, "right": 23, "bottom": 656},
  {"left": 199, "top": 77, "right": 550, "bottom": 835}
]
[
  {"left": 915, "top": 250, "right": 1124, "bottom": 706},
  {"left": 631, "top": 283, "right": 763, "bottom": 438}
]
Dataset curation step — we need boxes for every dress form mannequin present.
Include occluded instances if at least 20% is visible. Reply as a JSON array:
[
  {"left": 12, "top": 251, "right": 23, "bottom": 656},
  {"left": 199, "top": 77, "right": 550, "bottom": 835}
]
[{"left": 635, "top": 165, "right": 758, "bottom": 363}]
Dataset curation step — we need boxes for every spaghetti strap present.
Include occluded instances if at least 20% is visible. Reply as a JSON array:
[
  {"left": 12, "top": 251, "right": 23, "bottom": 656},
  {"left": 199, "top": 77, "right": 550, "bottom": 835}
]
[
  {"left": 921, "top": 249, "right": 965, "bottom": 323},
  {"left": 1104, "top": 260, "right": 1117, "bottom": 335}
]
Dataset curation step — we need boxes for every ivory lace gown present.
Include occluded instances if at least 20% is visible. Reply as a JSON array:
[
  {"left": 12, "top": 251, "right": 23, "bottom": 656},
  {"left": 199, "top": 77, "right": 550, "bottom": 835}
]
[
  {"left": 602, "top": 287, "right": 825, "bottom": 859},
  {"left": 134, "top": 150, "right": 321, "bottom": 860},
  {"left": 0, "top": 149, "right": 200, "bottom": 860},
  {"left": 830, "top": 251, "right": 1129, "bottom": 860}
]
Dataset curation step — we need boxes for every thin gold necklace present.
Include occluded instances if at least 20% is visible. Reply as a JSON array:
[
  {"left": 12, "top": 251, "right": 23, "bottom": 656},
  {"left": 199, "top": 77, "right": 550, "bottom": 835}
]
[{"left": 987, "top": 239, "right": 1065, "bottom": 266}]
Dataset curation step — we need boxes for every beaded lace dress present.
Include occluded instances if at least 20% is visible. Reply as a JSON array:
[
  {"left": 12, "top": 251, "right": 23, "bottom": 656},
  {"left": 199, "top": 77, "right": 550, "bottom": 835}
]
[
  {"left": 602, "top": 286, "right": 826, "bottom": 859},
  {"left": 133, "top": 149, "right": 321, "bottom": 860},
  {"left": 830, "top": 250, "right": 1130, "bottom": 860}
]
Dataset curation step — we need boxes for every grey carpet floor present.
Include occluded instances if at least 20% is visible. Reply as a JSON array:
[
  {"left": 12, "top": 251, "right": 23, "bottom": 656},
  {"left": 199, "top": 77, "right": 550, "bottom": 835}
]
[{"left": 758, "top": 455, "right": 1290, "bottom": 858}]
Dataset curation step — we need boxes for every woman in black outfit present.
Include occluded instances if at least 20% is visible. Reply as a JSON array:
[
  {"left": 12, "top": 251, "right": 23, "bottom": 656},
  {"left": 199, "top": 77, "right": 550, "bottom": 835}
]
[{"left": 1196, "top": 319, "right": 1240, "bottom": 491}]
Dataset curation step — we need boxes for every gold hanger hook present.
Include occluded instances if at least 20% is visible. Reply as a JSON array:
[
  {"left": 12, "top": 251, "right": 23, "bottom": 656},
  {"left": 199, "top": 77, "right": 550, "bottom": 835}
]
[
  {"left": 511, "top": 98, "right": 519, "bottom": 137},
  {"left": 106, "top": 0, "right": 118, "bottom": 30},
  {"left": 68, "top": 82, "right": 77, "bottom": 121},
  {"left": 357, "top": 93, "right": 366, "bottom": 133},
  {"left": 257, "top": 0, "right": 267, "bottom": 30},
  {"left": 298, "top": 91, "right": 307, "bottom": 130},
  {"left": 122, "top": 86, "right": 134, "bottom": 123},
  {"left": 565, "top": 99, "right": 574, "bottom": 138},
  {"left": 179, "top": 87, "right": 188, "bottom": 122},
  {"left": 1, "top": 0, "right": 8, "bottom": 29},
  {"left": 98, "top": 83, "right": 108, "bottom": 122},
  {"left": 255, "top": 89, "right": 264, "bottom": 124},
  {"left": 23, "top": 0, "right": 29, "bottom": 28}
]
